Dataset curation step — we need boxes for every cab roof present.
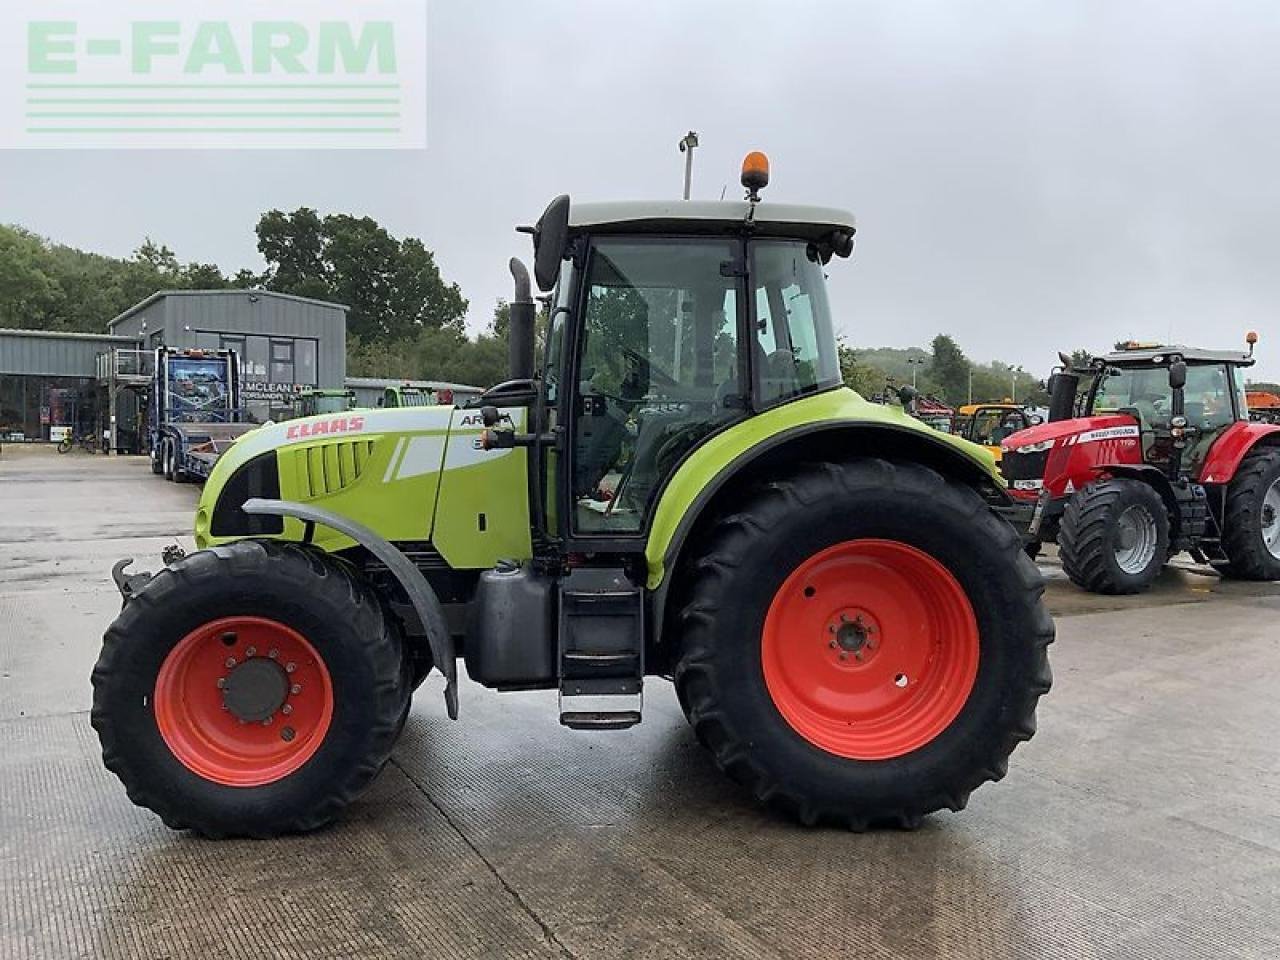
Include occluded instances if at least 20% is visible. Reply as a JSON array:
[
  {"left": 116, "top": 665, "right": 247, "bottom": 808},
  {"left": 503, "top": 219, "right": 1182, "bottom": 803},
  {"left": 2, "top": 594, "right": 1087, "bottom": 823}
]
[
  {"left": 1100, "top": 344, "right": 1255, "bottom": 367},
  {"left": 566, "top": 200, "right": 856, "bottom": 241}
]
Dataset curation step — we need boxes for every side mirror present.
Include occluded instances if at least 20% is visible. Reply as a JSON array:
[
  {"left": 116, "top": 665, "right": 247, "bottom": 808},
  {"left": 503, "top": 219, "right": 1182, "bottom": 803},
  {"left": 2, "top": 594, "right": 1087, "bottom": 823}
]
[
  {"left": 1168, "top": 359, "right": 1187, "bottom": 391},
  {"left": 533, "top": 194, "right": 570, "bottom": 293}
]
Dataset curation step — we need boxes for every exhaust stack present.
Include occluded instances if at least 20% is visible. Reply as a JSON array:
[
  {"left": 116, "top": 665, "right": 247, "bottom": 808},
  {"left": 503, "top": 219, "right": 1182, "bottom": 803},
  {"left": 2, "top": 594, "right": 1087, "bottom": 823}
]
[{"left": 508, "top": 258, "right": 535, "bottom": 382}]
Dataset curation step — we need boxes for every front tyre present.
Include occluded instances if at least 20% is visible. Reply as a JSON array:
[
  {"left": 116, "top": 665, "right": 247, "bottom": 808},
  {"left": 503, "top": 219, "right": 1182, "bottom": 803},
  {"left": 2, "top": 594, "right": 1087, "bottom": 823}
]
[
  {"left": 672, "top": 459, "right": 1054, "bottom": 828},
  {"left": 91, "top": 540, "right": 409, "bottom": 837},
  {"left": 1058, "top": 478, "right": 1168, "bottom": 594},
  {"left": 1217, "top": 448, "right": 1280, "bottom": 581}
]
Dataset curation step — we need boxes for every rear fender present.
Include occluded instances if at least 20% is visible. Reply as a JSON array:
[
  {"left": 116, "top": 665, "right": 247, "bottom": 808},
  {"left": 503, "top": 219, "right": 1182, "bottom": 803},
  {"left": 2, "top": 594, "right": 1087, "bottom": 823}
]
[
  {"left": 646, "top": 414, "right": 1003, "bottom": 649},
  {"left": 1197, "top": 421, "right": 1280, "bottom": 485}
]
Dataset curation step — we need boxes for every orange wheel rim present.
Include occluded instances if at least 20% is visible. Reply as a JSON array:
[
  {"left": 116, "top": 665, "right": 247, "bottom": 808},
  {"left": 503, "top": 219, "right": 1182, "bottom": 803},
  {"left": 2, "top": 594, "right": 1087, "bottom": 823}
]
[
  {"left": 762, "top": 539, "right": 979, "bottom": 760},
  {"left": 154, "top": 616, "right": 334, "bottom": 787}
]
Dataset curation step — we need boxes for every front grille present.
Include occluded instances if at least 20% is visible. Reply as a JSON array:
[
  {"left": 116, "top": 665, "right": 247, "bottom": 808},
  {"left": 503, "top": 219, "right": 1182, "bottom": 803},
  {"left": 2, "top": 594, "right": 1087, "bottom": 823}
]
[
  {"left": 1001, "top": 449, "right": 1049, "bottom": 483},
  {"left": 295, "top": 440, "right": 376, "bottom": 498},
  {"left": 211, "top": 453, "right": 283, "bottom": 536}
]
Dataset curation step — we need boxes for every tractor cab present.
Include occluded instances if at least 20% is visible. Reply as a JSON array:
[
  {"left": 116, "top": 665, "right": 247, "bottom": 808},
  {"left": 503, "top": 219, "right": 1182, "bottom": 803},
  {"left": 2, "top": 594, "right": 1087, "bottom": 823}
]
[
  {"left": 1002, "top": 334, "right": 1280, "bottom": 593},
  {"left": 957, "top": 402, "right": 1039, "bottom": 461},
  {"left": 296, "top": 388, "right": 355, "bottom": 418},
  {"left": 381, "top": 384, "right": 433, "bottom": 408}
]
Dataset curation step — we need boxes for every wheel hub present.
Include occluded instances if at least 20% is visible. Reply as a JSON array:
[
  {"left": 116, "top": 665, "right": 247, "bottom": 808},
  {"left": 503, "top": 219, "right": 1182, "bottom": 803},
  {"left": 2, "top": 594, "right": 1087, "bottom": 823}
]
[
  {"left": 827, "top": 611, "right": 879, "bottom": 664},
  {"left": 222, "top": 658, "right": 289, "bottom": 723}
]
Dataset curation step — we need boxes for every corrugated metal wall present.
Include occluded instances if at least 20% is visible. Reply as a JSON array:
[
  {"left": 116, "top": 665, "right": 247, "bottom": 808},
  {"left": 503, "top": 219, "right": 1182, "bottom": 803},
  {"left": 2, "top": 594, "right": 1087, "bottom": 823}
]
[
  {"left": 109, "top": 292, "right": 347, "bottom": 387},
  {"left": 0, "top": 331, "right": 141, "bottom": 377}
]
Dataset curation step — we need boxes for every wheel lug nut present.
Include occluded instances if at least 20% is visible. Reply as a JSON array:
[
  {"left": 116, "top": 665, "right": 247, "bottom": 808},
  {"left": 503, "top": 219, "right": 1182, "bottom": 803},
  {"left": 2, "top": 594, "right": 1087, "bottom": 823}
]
[
  {"left": 268, "top": 648, "right": 279, "bottom": 659},
  {"left": 245, "top": 646, "right": 256, "bottom": 658},
  {"left": 828, "top": 640, "right": 837, "bottom": 649},
  {"left": 281, "top": 704, "right": 293, "bottom": 715},
  {"left": 838, "top": 653, "right": 847, "bottom": 661},
  {"left": 216, "top": 677, "right": 226, "bottom": 689},
  {"left": 262, "top": 716, "right": 273, "bottom": 726},
  {"left": 281, "top": 726, "right": 296, "bottom": 742},
  {"left": 290, "top": 684, "right": 301, "bottom": 695},
  {"left": 285, "top": 662, "right": 297, "bottom": 673},
  {"left": 225, "top": 657, "right": 236, "bottom": 668}
]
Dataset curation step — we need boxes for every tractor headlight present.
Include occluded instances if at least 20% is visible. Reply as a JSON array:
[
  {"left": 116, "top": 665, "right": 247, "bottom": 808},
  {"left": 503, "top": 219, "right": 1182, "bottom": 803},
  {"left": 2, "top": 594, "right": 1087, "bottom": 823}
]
[{"left": 1012, "top": 440, "right": 1054, "bottom": 454}]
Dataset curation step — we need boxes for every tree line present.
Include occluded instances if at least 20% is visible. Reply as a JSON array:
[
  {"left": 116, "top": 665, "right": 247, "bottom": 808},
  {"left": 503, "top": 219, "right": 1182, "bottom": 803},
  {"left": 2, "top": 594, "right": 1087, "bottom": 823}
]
[
  {"left": 0, "top": 211, "right": 514, "bottom": 388},
  {"left": 840, "top": 335, "right": 1052, "bottom": 407}
]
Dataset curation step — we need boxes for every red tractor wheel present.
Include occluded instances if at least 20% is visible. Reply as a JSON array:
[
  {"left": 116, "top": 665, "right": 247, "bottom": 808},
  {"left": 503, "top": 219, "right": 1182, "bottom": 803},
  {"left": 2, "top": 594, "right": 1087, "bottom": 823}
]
[
  {"left": 92, "top": 540, "right": 410, "bottom": 837},
  {"left": 761, "top": 540, "right": 979, "bottom": 760},
  {"left": 673, "top": 458, "right": 1054, "bottom": 828},
  {"left": 154, "top": 616, "right": 334, "bottom": 787}
]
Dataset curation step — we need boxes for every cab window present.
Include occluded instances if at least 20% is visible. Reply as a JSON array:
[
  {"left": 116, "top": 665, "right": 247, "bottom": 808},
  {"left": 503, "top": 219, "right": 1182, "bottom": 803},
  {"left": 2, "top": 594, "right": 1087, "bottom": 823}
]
[
  {"left": 751, "top": 240, "right": 840, "bottom": 406},
  {"left": 572, "top": 239, "right": 743, "bottom": 534}
]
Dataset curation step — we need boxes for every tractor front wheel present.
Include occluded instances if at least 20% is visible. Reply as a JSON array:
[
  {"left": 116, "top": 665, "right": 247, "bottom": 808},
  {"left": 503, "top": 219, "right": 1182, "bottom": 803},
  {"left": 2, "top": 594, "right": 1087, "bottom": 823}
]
[
  {"left": 1058, "top": 478, "right": 1169, "bottom": 594},
  {"left": 672, "top": 459, "right": 1053, "bottom": 828},
  {"left": 1217, "top": 448, "right": 1280, "bottom": 581},
  {"left": 91, "top": 540, "right": 409, "bottom": 837}
]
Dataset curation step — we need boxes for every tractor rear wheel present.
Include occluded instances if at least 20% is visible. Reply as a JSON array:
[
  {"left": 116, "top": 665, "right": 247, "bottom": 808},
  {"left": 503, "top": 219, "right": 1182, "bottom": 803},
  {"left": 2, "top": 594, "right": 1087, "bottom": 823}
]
[
  {"left": 1216, "top": 447, "right": 1280, "bottom": 581},
  {"left": 91, "top": 539, "right": 409, "bottom": 837},
  {"left": 672, "top": 458, "right": 1053, "bottom": 828},
  {"left": 1058, "top": 478, "right": 1168, "bottom": 594}
]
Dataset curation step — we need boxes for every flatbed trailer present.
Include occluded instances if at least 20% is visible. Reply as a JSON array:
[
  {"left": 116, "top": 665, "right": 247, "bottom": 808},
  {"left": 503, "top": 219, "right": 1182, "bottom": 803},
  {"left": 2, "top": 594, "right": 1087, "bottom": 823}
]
[{"left": 161, "top": 422, "right": 258, "bottom": 482}]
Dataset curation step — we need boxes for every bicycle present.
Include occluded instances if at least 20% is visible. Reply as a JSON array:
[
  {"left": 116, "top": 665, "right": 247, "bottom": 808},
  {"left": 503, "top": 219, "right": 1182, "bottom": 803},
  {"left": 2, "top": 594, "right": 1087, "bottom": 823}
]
[{"left": 56, "top": 431, "right": 100, "bottom": 454}]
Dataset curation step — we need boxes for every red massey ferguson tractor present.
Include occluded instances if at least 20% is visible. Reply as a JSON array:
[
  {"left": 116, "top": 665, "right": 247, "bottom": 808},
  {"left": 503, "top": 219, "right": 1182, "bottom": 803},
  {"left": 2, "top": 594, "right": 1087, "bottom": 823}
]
[{"left": 1001, "top": 335, "right": 1280, "bottom": 594}]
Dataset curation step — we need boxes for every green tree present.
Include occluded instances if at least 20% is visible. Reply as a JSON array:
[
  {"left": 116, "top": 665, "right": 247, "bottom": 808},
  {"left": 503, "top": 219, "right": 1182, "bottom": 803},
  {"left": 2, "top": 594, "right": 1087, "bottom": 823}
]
[
  {"left": 929, "top": 334, "right": 970, "bottom": 406},
  {"left": 838, "top": 344, "right": 888, "bottom": 398},
  {"left": 255, "top": 208, "right": 468, "bottom": 343}
]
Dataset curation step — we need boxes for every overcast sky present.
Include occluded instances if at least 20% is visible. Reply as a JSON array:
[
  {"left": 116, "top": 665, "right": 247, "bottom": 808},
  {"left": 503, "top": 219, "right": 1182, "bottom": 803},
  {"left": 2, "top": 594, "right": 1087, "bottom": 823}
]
[{"left": 3, "top": 0, "right": 1279, "bottom": 380}]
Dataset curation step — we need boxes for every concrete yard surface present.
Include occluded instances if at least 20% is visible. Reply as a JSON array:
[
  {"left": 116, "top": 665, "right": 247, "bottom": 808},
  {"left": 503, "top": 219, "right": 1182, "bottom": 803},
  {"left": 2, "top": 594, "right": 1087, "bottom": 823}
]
[{"left": 1, "top": 447, "right": 1278, "bottom": 959}]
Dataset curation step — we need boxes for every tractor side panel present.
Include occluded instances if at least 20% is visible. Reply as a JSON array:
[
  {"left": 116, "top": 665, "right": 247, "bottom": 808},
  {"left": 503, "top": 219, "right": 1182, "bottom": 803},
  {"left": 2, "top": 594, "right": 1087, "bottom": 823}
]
[
  {"left": 643, "top": 387, "right": 999, "bottom": 589},
  {"left": 1196, "top": 420, "right": 1280, "bottom": 484},
  {"left": 197, "top": 408, "right": 454, "bottom": 551},
  {"left": 431, "top": 408, "right": 533, "bottom": 569},
  {"left": 1046, "top": 418, "right": 1144, "bottom": 497}
]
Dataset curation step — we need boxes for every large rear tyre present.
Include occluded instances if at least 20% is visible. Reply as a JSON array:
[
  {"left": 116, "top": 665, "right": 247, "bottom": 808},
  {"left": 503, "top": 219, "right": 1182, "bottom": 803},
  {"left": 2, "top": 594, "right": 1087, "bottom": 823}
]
[
  {"left": 1058, "top": 478, "right": 1168, "bottom": 594},
  {"left": 1216, "top": 448, "right": 1280, "bottom": 581},
  {"left": 150, "top": 445, "right": 164, "bottom": 475},
  {"left": 162, "top": 438, "right": 176, "bottom": 481},
  {"left": 91, "top": 540, "right": 409, "bottom": 838},
  {"left": 672, "top": 459, "right": 1053, "bottom": 828}
]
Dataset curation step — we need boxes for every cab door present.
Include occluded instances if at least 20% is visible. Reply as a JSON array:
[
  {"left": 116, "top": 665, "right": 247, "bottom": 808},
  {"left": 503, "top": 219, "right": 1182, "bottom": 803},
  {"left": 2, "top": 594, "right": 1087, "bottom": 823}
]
[{"left": 559, "top": 237, "right": 746, "bottom": 551}]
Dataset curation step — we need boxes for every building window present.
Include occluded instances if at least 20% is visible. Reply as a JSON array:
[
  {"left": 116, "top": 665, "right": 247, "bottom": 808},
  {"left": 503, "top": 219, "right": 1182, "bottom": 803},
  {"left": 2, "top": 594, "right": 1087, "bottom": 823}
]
[
  {"left": 244, "top": 336, "right": 269, "bottom": 379},
  {"left": 295, "top": 339, "right": 317, "bottom": 386},
  {"left": 270, "top": 340, "right": 294, "bottom": 382}
]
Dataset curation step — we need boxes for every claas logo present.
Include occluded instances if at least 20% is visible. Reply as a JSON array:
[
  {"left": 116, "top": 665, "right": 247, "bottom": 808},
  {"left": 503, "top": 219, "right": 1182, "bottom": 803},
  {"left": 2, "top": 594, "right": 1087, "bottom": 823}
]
[{"left": 286, "top": 416, "right": 366, "bottom": 440}]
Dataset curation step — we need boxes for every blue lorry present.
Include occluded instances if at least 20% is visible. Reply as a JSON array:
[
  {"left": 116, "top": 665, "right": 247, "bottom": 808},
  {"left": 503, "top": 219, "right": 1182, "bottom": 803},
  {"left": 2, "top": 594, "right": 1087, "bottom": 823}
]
[{"left": 149, "top": 347, "right": 257, "bottom": 482}]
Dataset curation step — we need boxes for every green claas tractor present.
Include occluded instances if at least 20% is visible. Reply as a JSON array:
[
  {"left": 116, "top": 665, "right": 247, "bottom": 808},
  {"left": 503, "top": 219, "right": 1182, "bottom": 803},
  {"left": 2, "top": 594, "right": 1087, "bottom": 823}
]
[
  {"left": 296, "top": 387, "right": 355, "bottom": 418},
  {"left": 92, "top": 154, "right": 1053, "bottom": 837}
]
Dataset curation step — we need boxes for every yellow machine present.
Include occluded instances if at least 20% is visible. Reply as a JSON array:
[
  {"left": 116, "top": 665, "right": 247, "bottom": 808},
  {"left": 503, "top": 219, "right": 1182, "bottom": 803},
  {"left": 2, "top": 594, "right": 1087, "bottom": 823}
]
[{"left": 956, "top": 403, "right": 1038, "bottom": 461}]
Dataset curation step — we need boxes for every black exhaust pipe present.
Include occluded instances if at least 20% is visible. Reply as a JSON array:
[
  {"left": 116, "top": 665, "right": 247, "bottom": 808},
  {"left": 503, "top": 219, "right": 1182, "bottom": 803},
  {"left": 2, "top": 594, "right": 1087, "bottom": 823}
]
[
  {"left": 508, "top": 258, "right": 535, "bottom": 382},
  {"left": 1047, "top": 371, "right": 1079, "bottom": 422}
]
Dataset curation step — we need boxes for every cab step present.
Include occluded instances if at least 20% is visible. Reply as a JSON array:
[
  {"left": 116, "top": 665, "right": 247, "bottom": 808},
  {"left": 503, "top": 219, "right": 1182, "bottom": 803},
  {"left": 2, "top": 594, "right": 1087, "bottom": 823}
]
[
  {"left": 560, "top": 710, "right": 642, "bottom": 730},
  {"left": 558, "top": 567, "right": 644, "bottom": 730}
]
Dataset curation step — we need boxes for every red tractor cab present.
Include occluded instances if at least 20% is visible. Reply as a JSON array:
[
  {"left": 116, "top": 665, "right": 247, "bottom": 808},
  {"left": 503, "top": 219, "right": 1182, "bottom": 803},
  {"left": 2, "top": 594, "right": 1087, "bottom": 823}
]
[{"left": 1001, "top": 336, "right": 1280, "bottom": 593}]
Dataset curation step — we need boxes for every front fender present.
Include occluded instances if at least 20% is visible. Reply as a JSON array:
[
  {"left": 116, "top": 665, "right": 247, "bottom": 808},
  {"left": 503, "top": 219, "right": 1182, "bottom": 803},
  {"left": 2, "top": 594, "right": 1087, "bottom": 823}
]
[{"left": 242, "top": 497, "right": 458, "bottom": 720}]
